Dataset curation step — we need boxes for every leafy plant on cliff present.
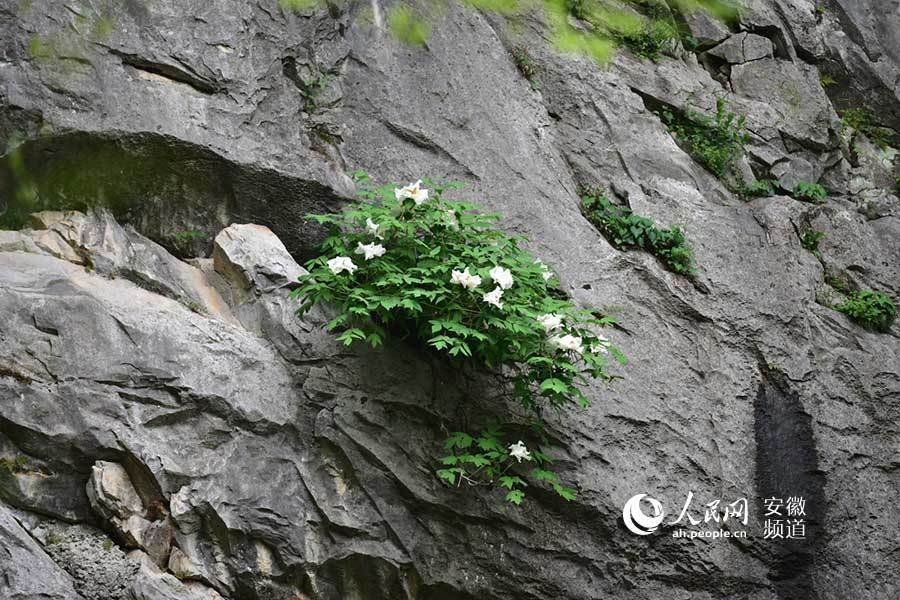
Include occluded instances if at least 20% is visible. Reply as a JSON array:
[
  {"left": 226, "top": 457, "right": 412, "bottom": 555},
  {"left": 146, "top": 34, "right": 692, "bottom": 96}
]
[
  {"left": 0, "top": 455, "right": 29, "bottom": 474},
  {"left": 661, "top": 96, "right": 749, "bottom": 180},
  {"left": 294, "top": 178, "right": 624, "bottom": 504},
  {"left": 835, "top": 290, "right": 896, "bottom": 333},
  {"left": 511, "top": 45, "right": 541, "bottom": 90},
  {"left": 792, "top": 182, "right": 827, "bottom": 203},
  {"left": 739, "top": 179, "right": 776, "bottom": 198},
  {"left": 840, "top": 108, "right": 892, "bottom": 150},
  {"left": 799, "top": 228, "right": 824, "bottom": 256},
  {"left": 438, "top": 425, "right": 576, "bottom": 504},
  {"left": 581, "top": 192, "right": 695, "bottom": 276}
]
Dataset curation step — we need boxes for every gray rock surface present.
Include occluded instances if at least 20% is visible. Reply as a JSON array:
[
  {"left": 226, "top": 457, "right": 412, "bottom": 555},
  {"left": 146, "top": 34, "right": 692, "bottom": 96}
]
[
  {"left": 0, "top": 504, "right": 83, "bottom": 600},
  {"left": 38, "top": 522, "right": 141, "bottom": 600},
  {"left": 1, "top": 1, "right": 899, "bottom": 600}
]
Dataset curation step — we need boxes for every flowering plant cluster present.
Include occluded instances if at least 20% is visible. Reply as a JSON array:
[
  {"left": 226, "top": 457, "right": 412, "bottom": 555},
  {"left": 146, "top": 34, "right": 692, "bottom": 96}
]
[{"left": 294, "top": 178, "right": 625, "bottom": 504}]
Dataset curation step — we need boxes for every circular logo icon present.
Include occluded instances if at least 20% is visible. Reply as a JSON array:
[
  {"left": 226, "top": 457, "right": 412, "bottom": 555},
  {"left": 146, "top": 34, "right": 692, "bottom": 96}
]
[{"left": 623, "top": 493, "right": 664, "bottom": 535}]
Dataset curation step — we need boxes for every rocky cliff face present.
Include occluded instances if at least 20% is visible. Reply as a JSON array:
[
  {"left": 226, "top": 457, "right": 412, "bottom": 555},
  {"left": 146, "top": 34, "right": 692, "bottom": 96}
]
[{"left": 1, "top": 1, "right": 898, "bottom": 599}]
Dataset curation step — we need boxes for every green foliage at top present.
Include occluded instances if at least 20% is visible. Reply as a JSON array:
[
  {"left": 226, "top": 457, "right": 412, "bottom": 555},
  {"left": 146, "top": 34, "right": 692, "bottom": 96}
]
[
  {"left": 278, "top": 0, "right": 317, "bottom": 10},
  {"left": 275, "top": 0, "right": 740, "bottom": 63},
  {"left": 618, "top": 19, "right": 678, "bottom": 60},
  {"left": 662, "top": 97, "right": 749, "bottom": 180},
  {"left": 294, "top": 178, "right": 625, "bottom": 504},
  {"left": 792, "top": 182, "right": 827, "bottom": 203},
  {"left": 581, "top": 192, "right": 695, "bottom": 276},
  {"left": 835, "top": 290, "right": 896, "bottom": 333},
  {"left": 388, "top": 5, "right": 431, "bottom": 47}
]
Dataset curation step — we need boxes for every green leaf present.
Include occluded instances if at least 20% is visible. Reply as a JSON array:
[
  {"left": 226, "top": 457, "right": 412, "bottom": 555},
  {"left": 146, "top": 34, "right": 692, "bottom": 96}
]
[
  {"left": 459, "top": 454, "right": 491, "bottom": 467},
  {"left": 336, "top": 328, "right": 366, "bottom": 346},
  {"left": 399, "top": 299, "right": 423, "bottom": 313},
  {"left": 379, "top": 297, "right": 402, "bottom": 310},
  {"left": 531, "top": 469, "right": 558, "bottom": 483},
  {"left": 444, "top": 432, "right": 474, "bottom": 450},
  {"left": 553, "top": 483, "right": 576, "bottom": 501},
  {"left": 498, "top": 476, "right": 526, "bottom": 490},
  {"left": 539, "top": 378, "right": 569, "bottom": 394},
  {"left": 505, "top": 489, "right": 525, "bottom": 505},
  {"left": 477, "top": 436, "right": 504, "bottom": 452},
  {"left": 326, "top": 315, "right": 348, "bottom": 331},
  {"left": 437, "top": 468, "right": 463, "bottom": 485}
]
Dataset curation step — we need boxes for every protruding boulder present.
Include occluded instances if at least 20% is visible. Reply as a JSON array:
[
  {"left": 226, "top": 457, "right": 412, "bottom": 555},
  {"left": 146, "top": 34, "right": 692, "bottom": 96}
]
[
  {"left": 707, "top": 33, "right": 774, "bottom": 64},
  {"left": 681, "top": 9, "right": 731, "bottom": 48},
  {"left": 7, "top": 210, "right": 239, "bottom": 325},
  {"left": 131, "top": 551, "right": 225, "bottom": 600},
  {"left": 86, "top": 461, "right": 144, "bottom": 521},
  {"left": 168, "top": 546, "right": 204, "bottom": 581},
  {"left": 28, "top": 211, "right": 83, "bottom": 231},
  {"left": 86, "top": 461, "right": 174, "bottom": 567},
  {"left": 213, "top": 223, "right": 307, "bottom": 300}
]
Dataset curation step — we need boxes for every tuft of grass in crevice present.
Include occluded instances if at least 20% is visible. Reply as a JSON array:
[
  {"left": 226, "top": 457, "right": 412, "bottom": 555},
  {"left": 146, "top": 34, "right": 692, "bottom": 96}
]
[
  {"left": 581, "top": 191, "right": 695, "bottom": 277},
  {"left": 661, "top": 97, "right": 749, "bottom": 183},
  {"left": 0, "top": 455, "right": 29, "bottom": 473},
  {"left": 799, "top": 228, "right": 824, "bottom": 257},
  {"left": 840, "top": 108, "right": 894, "bottom": 150},
  {"left": 739, "top": 178, "right": 776, "bottom": 198},
  {"left": 511, "top": 45, "right": 541, "bottom": 90},
  {"left": 792, "top": 182, "right": 827, "bottom": 203},
  {"left": 835, "top": 290, "right": 896, "bottom": 333}
]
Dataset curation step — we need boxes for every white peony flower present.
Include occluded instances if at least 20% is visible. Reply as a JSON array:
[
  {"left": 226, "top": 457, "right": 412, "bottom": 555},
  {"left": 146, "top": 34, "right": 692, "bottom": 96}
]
[
  {"left": 355, "top": 242, "right": 386, "bottom": 261},
  {"left": 590, "top": 334, "right": 611, "bottom": 355},
  {"left": 482, "top": 286, "right": 504, "bottom": 309},
  {"left": 327, "top": 256, "right": 357, "bottom": 275},
  {"left": 536, "top": 313, "right": 563, "bottom": 332},
  {"left": 450, "top": 267, "right": 482, "bottom": 290},
  {"left": 394, "top": 180, "right": 429, "bottom": 205},
  {"left": 365, "top": 218, "right": 383, "bottom": 239},
  {"left": 535, "top": 259, "right": 554, "bottom": 281},
  {"left": 548, "top": 334, "right": 584, "bottom": 355},
  {"left": 489, "top": 266, "right": 514, "bottom": 290},
  {"left": 508, "top": 441, "right": 532, "bottom": 463},
  {"left": 445, "top": 210, "right": 459, "bottom": 230}
]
